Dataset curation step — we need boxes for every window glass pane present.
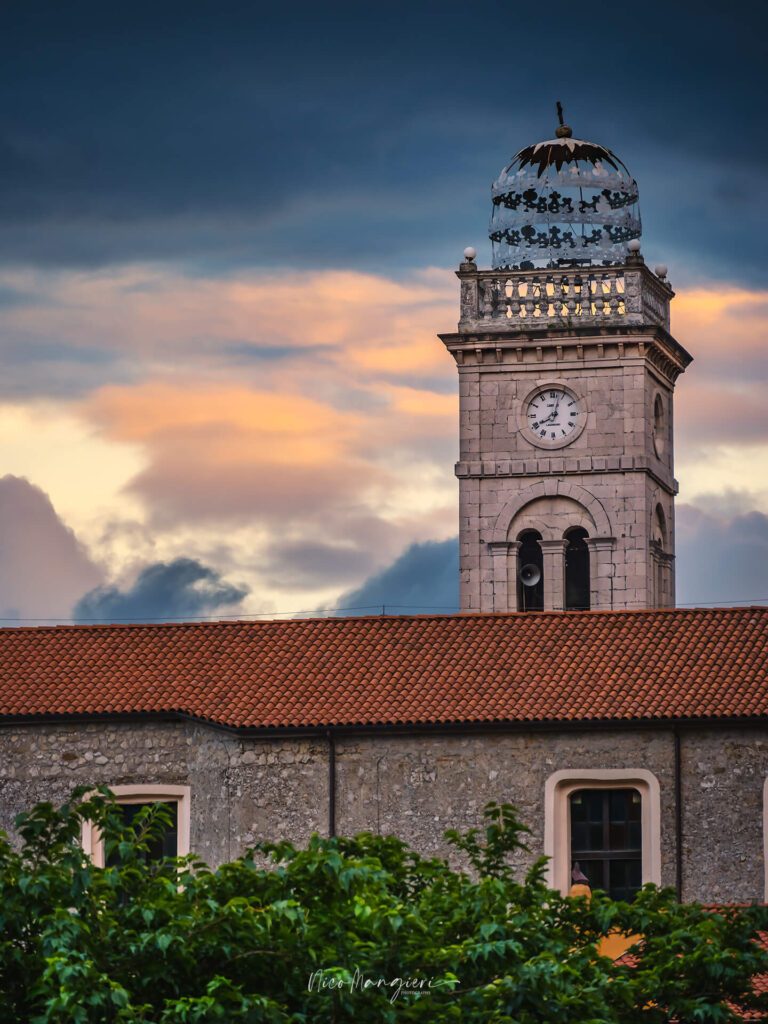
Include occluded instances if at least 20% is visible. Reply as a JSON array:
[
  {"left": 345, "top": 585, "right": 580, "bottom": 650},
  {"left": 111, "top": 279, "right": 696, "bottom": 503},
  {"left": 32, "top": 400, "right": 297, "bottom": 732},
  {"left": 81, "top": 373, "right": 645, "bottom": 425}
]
[
  {"left": 576, "top": 858, "right": 607, "bottom": 893},
  {"left": 609, "top": 789, "right": 631, "bottom": 821},
  {"left": 628, "top": 821, "right": 641, "bottom": 848},
  {"left": 607, "top": 857, "right": 642, "bottom": 902},
  {"left": 571, "top": 822, "right": 589, "bottom": 849},
  {"left": 569, "top": 787, "right": 642, "bottom": 901},
  {"left": 589, "top": 823, "right": 604, "bottom": 849},
  {"left": 584, "top": 790, "right": 604, "bottom": 821},
  {"left": 107, "top": 801, "right": 178, "bottom": 865}
]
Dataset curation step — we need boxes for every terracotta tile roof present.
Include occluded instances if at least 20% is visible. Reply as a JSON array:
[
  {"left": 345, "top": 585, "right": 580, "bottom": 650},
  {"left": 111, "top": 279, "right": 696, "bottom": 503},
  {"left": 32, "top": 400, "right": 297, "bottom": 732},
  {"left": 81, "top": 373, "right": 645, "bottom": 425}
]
[{"left": 0, "top": 607, "right": 766, "bottom": 731}]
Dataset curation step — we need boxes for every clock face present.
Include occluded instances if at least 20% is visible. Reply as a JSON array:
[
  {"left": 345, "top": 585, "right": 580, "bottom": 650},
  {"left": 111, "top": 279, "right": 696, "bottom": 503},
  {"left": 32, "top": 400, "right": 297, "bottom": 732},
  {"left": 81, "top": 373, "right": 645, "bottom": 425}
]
[{"left": 525, "top": 387, "right": 582, "bottom": 448}]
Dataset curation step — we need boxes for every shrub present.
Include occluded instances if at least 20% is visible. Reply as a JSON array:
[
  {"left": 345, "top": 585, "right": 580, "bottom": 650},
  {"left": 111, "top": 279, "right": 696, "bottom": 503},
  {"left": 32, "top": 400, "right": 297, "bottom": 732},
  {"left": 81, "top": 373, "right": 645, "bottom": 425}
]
[{"left": 0, "top": 788, "right": 766, "bottom": 1022}]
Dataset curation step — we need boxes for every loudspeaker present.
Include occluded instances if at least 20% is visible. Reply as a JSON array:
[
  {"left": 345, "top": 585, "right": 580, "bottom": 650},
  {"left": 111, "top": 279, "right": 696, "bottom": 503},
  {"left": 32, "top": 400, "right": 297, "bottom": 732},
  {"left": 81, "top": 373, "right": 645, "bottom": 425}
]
[{"left": 519, "top": 563, "right": 542, "bottom": 587}]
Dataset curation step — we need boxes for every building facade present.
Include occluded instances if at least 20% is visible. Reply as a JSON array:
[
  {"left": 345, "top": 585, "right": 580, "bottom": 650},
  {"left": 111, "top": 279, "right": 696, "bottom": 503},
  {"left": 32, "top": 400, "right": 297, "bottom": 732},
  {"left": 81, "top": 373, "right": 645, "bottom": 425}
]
[
  {"left": 0, "top": 115, "right": 766, "bottom": 909},
  {"left": 2, "top": 706, "right": 768, "bottom": 905},
  {"left": 0, "top": 608, "right": 767, "bottom": 905}
]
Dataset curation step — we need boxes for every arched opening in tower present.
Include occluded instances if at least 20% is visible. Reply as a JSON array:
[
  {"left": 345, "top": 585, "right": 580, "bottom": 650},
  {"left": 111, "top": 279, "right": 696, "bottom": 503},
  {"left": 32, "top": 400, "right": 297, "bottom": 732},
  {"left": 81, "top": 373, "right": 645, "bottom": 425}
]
[
  {"left": 565, "top": 527, "right": 590, "bottom": 611},
  {"left": 654, "top": 504, "right": 668, "bottom": 607},
  {"left": 517, "top": 530, "right": 544, "bottom": 612}
]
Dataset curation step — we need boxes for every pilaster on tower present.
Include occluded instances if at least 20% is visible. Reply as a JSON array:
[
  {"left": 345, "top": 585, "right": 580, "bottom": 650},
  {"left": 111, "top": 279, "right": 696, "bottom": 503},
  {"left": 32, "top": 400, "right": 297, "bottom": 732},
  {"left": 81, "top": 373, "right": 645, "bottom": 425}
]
[{"left": 439, "top": 111, "right": 692, "bottom": 614}]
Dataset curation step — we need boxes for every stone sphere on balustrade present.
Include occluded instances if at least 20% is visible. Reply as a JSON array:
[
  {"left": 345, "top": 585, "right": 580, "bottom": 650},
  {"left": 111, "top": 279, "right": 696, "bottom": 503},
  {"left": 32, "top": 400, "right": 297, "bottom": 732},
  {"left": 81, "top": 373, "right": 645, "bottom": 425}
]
[{"left": 489, "top": 122, "right": 641, "bottom": 272}]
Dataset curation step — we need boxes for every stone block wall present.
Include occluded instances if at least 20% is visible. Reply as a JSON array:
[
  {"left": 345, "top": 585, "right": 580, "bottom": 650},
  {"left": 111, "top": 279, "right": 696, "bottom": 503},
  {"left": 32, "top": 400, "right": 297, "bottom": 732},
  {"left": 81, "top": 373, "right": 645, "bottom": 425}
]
[{"left": 454, "top": 341, "right": 679, "bottom": 612}]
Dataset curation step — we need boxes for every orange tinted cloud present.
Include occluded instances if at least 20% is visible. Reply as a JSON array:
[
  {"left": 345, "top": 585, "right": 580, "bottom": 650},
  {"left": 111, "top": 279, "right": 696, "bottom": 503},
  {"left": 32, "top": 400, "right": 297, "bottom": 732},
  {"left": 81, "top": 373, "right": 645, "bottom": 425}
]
[
  {"left": 673, "top": 288, "right": 768, "bottom": 370},
  {"left": 83, "top": 383, "right": 386, "bottom": 526},
  {"left": 672, "top": 286, "right": 768, "bottom": 451},
  {"left": 64, "top": 266, "right": 461, "bottom": 535},
  {"left": 0, "top": 267, "right": 455, "bottom": 383},
  {"left": 86, "top": 384, "right": 359, "bottom": 451}
]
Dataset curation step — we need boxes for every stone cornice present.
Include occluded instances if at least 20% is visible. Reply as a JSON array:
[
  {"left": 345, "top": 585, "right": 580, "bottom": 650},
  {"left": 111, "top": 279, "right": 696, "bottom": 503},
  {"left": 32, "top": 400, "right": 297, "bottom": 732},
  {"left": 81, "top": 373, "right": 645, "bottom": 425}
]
[
  {"left": 455, "top": 455, "right": 678, "bottom": 494},
  {"left": 438, "top": 326, "right": 691, "bottom": 386}
]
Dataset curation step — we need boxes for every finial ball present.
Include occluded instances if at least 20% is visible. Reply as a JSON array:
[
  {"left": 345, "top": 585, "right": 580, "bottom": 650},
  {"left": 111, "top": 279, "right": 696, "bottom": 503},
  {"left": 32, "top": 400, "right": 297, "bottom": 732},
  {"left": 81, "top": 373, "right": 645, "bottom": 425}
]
[
  {"left": 463, "top": 246, "right": 477, "bottom": 261},
  {"left": 654, "top": 264, "right": 668, "bottom": 279},
  {"left": 627, "top": 239, "right": 641, "bottom": 253}
]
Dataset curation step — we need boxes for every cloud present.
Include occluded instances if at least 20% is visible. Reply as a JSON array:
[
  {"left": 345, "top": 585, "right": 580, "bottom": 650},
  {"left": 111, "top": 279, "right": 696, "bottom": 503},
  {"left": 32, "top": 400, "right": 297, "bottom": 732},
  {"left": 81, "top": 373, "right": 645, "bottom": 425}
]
[
  {"left": 0, "top": 266, "right": 456, "bottom": 400},
  {"left": 676, "top": 505, "right": 768, "bottom": 607},
  {"left": 259, "top": 540, "right": 376, "bottom": 591},
  {"left": 53, "top": 268, "right": 459, "bottom": 535},
  {"left": 2, "top": 258, "right": 768, "bottom": 618},
  {"left": 665, "top": 287, "right": 768, "bottom": 507},
  {"left": 336, "top": 538, "right": 459, "bottom": 615},
  {"left": 82, "top": 383, "right": 388, "bottom": 527},
  {"left": 0, "top": 475, "right": 102, "bottom": 622},
  {"left": 0, "top": 265, "right": 460, "bottom": 613},
  {"left": 74, "top": 557, "right": 248, "bottom": 623},
  {"left": 674, "top": 289, "right": 768, "bottom": 377},
  {"left": 0, "top": 3, "right": 766, "bottom": 283}
]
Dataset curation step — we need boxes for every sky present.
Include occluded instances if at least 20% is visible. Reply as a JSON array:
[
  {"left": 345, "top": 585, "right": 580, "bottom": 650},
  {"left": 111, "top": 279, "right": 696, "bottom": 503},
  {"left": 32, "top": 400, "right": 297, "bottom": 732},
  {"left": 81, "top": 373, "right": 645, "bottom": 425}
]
[{"left": 0, "top": 0, "right": 766, "bottom": 622}]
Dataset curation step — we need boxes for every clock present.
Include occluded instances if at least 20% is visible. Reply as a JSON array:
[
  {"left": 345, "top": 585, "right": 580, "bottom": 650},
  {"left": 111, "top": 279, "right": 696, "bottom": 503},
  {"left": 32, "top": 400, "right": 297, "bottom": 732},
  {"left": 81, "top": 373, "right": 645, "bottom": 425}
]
[{"left": 522, "top": 385, "right": 584, "bottom": 449}]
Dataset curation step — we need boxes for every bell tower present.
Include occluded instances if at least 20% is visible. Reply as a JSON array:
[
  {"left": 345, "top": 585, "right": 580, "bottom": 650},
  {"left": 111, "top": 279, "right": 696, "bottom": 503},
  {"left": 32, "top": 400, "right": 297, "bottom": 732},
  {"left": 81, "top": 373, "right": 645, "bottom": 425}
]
[{"left": 440, "top": 109, "right": 692, "bottom": 613}]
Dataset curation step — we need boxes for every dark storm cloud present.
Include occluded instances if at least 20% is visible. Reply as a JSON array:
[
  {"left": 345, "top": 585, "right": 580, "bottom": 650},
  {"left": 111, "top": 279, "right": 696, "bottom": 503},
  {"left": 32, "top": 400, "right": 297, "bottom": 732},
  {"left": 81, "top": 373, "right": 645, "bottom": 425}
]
[
  {"left": 0, "top": 336, "right": 128, "bottom": 398},
  {"left": 74, "top": 557, "right": 248, "bottom": 622},
  {"left": 220, "top": 342, "right": 336, "bottom": 363},
  {"left": 336, "top": 539, "right": 459, "bottom": 615},
  {"left": 261, "top": 540, "right": 376, "bottom": 591},
  {"left": 676, "top": 506, "right": 768, "bottom": 607},
  {"left": 0, "top": 1, "right": 765, "bottom": 282}
]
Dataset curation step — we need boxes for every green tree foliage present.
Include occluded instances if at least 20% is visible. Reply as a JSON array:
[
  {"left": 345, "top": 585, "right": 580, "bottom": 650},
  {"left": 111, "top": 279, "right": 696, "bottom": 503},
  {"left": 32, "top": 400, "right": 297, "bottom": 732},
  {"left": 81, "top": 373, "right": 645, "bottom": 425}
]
[{"left": 0, "top": 789, "right": 766, "bottom": 1022}]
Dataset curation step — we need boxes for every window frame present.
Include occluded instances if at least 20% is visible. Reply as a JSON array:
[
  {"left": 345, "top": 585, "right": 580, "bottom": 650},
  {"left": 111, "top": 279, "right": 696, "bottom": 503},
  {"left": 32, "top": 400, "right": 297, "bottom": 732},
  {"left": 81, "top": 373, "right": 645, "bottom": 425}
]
[
  {"left": 544, "top": 769, "right": 661, "bottom": 895},
  {"left": 81, "top": 784, "right": 191, "bottom": 867}
]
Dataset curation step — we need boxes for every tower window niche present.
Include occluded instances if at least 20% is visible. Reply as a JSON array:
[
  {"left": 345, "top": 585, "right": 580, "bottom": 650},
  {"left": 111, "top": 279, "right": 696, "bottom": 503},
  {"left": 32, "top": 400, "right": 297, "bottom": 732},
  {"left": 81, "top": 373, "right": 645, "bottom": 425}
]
[
  {"left": 565, "top": 527, "right": 590, "bottom": 610},
  {"left": 517, "top": 530, "right": 543, "bottom": 611},
  {"left": 653, "top": 394, "right": 666, "bottom": 457},
  {"left": 654, "top": 505, "right": 668, "bottom": 607}
]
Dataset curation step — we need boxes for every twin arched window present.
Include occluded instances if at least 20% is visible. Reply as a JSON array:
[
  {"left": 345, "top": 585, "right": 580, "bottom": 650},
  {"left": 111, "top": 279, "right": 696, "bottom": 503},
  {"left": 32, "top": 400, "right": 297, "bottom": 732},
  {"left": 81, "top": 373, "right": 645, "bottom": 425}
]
[{"left": 517, "top": 528, "right": 590, "bottom": 611}]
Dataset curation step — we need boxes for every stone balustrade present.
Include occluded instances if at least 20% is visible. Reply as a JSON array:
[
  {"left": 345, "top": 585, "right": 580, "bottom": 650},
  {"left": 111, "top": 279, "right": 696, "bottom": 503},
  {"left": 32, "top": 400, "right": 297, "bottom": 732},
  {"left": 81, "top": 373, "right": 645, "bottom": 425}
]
[{"left": 458, "top": 260, "right": 672, "bottom": 333}]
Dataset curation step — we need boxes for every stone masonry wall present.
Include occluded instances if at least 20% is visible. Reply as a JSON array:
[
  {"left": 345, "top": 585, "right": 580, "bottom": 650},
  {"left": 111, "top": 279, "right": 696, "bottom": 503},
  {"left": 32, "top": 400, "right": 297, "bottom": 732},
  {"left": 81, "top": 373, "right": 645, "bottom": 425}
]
[
  {"left": 0, "top": 721, "right": 328, "bottom": 866},
  {"left": 0, "top": 720, "right": 766, "bottom": 903}
]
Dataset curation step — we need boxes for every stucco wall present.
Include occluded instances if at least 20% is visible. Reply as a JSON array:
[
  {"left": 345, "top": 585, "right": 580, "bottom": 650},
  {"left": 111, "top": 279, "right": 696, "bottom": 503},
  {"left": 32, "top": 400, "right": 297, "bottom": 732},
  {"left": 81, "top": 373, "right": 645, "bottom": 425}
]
[{"left": 0, "top": 720, "right": 764, "bottom": 903}]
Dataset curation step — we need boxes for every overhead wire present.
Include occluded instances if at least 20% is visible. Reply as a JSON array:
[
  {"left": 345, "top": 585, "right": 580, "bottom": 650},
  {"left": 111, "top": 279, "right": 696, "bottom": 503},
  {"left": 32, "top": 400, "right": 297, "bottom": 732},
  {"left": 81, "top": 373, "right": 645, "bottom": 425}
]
[{"left": 0, "top": 597, "right": 766, "bottom": 625}]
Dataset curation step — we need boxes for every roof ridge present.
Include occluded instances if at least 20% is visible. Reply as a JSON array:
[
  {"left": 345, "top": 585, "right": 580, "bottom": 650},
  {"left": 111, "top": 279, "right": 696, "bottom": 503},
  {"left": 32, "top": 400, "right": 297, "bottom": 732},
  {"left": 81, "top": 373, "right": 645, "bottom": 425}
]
[{"left": 0, "top": 603, "right": 764, "bottom": 634}]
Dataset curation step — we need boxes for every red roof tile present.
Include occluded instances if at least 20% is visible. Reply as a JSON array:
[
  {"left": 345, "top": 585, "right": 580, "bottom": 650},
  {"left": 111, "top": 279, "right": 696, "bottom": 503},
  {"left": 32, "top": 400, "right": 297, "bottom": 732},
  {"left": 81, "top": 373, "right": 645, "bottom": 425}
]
[{"left": 0, "top": 607, "right": 766, "bottom": 730}]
